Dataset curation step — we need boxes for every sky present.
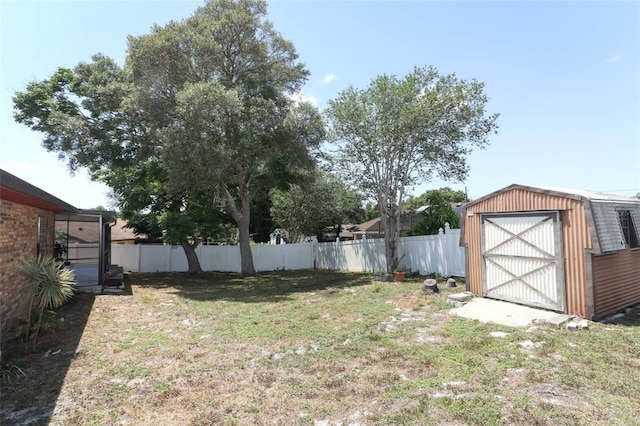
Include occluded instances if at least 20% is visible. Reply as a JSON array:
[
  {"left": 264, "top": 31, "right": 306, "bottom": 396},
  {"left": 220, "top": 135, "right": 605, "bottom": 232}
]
[{"left": 1, "top": 0, "right": 639, "bottom": 209}]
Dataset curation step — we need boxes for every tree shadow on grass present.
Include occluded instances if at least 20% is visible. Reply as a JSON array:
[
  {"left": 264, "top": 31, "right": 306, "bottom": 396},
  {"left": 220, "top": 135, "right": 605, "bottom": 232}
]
[{"left": 131, "top": 269, "right": 377, "bottom": 304}]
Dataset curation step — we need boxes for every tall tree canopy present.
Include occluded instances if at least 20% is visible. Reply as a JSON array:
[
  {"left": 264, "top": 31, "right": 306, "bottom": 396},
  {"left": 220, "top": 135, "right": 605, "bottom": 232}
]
[
  {"left": 129, "top": 0, "right": 325, "bottom": 275},
  {"left": 326, "top": 66, "right": 498, "bottom": 274},
  {"left": 13, "top": 0, "right": 323, "bottom": 276}
]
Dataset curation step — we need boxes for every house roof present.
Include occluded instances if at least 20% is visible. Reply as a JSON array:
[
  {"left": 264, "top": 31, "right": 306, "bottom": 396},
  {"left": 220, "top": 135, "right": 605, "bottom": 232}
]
[
  {"left": 58, "top": 218, "right": 143, "bottom": 243},
  {"left": 353, "top": 211, "right": 429, "bottom": 235},
  {"left": 354, "top": 217, "right": 383, "bottom": 233},
  {"left": 0, "top": 169, "right": 77, "bottom": 213},
  {"left": 112, "top": 222, "right": 143, "bottom": 241}
]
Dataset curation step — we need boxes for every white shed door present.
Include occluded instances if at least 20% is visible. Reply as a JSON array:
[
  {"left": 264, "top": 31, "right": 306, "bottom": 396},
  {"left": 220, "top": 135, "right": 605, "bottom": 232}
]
[{"left": 481, "top": 212, "right": 566, "bottom": 312}]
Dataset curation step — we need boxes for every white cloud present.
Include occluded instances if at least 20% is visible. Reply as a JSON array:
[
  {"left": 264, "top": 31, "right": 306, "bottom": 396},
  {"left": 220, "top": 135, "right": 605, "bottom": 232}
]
[
  {"left": 288, "top": 91, "right": 317, "bottom": 106},
  {"left": 0, "top": 161, "right": 43, "bottom": 172},
  {"left": 605, "top": 55, "right": 621, "bottom": 63},
  {"left": 322, "top": 73, "right": 336, "bottom": 84}
]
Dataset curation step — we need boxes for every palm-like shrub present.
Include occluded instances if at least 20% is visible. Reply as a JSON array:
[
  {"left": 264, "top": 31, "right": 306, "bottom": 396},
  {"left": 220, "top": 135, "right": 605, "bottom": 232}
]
[{"left": 15, "top": 256, "right": 75, "bottom": 349}]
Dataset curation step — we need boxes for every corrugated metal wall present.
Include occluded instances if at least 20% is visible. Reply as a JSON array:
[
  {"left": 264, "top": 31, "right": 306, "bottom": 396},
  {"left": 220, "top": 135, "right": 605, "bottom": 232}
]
[
  {"left": 593, "top": 250, "right": 640, "bottom": 319},
  {"left": 462, "top": 188, "right": 591, "bottom": 317}
]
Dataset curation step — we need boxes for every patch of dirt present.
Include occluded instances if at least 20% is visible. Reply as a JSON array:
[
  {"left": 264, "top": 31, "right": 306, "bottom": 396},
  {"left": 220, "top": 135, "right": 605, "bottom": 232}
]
[{"left": 523, "top": 383, "right": 592, "bottom": 410}]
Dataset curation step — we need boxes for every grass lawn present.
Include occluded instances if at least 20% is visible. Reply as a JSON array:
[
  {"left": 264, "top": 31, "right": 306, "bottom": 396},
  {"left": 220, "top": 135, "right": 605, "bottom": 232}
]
[{"left": 1, "top": 270, "right": 639, "bottom": 425}]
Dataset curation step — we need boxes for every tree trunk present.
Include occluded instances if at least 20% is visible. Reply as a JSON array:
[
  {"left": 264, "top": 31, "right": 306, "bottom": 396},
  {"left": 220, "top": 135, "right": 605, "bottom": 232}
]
[
  {"left": 181, "top": 241, "right": 204, "bottom": 274},
  {"left": 223, "top": 183, "right": 256, "bottom": 277},
  {"left": 238, "top": 214, "right": 256, "bottom": 277},
  {"left": 238, "top": 185, "right": 256, "bottom": 276},
  {"left": 381, "top": 211, "right": 399, "bottom": 275}
]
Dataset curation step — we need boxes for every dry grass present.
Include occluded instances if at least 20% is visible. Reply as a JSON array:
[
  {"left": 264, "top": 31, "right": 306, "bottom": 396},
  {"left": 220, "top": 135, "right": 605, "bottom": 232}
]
[{"left": 1, "top": 270, "right": 639, "bottom": 425}]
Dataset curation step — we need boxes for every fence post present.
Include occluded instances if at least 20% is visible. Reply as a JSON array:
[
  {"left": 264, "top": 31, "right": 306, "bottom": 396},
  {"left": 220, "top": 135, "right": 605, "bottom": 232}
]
[
  {"left": 438, "top": 227, "right": 445, "bottom": 276},
  {"left": 281, "top": 243, "right": 286, "bottom": 271}
]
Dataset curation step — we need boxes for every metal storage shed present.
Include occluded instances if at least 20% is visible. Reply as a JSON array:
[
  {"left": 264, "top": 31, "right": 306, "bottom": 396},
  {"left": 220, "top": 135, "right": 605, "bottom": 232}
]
[{"left": 460, "top": 184, "right": 640, "bottom": 320}]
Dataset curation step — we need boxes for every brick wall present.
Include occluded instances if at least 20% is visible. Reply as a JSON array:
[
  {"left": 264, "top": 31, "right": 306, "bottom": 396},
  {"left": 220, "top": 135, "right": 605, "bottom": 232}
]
[{"left": 0, "top": 200, "right": 55, "bottom": 348}]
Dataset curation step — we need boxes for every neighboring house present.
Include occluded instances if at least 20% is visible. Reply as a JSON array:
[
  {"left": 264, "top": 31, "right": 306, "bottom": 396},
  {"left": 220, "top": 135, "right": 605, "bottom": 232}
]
[
  {"left": 269, "top": 228, "right": 289, "bottom": 245},
  {"left": 270, "top": 225, "right": 355, "bottom": 244},
  {"left": 351, "top": 210, "right": 434, "bottom": 240},
  {"left": 58, "top": 218, "right": 145, "bottom": 245},
  {"left": 111, "top": 222, "right": 146, "bottom": 244},
  {"left": 0, "top": 169, "right": 76, "bottom": 349},
  {"left": 460, "top": 184, "right": 640, "bottom": 320}
]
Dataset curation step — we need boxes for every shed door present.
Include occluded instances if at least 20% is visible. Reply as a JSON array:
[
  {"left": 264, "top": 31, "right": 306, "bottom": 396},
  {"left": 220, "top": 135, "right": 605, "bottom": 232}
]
[{"left": 481, "top": 211, "right": 566, "bottom": 312}]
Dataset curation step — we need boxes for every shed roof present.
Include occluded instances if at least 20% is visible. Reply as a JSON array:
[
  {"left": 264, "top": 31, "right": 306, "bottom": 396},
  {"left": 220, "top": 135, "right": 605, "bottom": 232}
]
[
  {"left": 466, "top": 184, "right": 639, "bottom": 207},
  {"left": 465, "top": 184, "right": 640, "bottom": 254},
  {"left": 0, "top": 169, "right": 77, "bottom": 213}
]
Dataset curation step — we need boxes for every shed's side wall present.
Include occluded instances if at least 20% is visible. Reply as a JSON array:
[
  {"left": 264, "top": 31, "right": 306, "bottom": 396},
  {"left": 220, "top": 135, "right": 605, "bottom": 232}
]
[
  {"left": 463, "top": 189, "right": 591, "bottom": 317},
  {"left": 592, "top": 249, "right": 640, "bottom": 319},
  {"left": 0, "top": 200, "right": 55, "bottom": 350}
]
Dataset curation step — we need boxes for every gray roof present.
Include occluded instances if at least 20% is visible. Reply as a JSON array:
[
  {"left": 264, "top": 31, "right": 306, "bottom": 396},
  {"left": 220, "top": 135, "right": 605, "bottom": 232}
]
[
  {"left": 525, "top": 185, "right": 640, "bottom": 252},
  {"left": 0, "top": 169, "right": 77, "bottom": 212},
  {"left": 525, "top": 184, "right": 639, "bottom": 203}
]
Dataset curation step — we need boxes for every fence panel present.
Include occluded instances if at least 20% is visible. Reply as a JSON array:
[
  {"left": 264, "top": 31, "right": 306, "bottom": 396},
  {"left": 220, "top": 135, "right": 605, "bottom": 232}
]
[
  {"left": 314, "top": 225, "right": 465, "bottom": 276},
  {"left": 251, "top": 243, "right": 314, "bottom": 271},
  {"left": 315, "top": 238, "right": 386, "bottom": 272},
  {"left": 197, "top": 245, "right": 241, "bottom": 273},
  {"left": 110, "top": 226, "right": 465, "bottom": 276},
  {"left": 110, "top": 245, "right": 140, "bottom": 272},
  {"left": 138, "top": 245, "right": 171, "bottom": 273},
  {"left": 252, "top": 244, "right": 285, "bottom": 272},
  {"left": 282, "top": 243, "right": 314, "bottom": 270},
  {"left": 168, "top": 245, "right": 188, "bottom": 272}
]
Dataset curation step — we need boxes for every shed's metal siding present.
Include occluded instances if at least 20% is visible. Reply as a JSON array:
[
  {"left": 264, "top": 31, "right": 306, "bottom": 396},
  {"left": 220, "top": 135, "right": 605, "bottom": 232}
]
[
  {"left": 592, "top": 249, "right": 640, "bottom": 319},
  {"left": 462, "top": 188, "right": 591, "bottom": 317}
]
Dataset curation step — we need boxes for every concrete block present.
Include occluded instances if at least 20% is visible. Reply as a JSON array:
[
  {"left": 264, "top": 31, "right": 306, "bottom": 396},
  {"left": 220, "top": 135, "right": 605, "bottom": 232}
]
[
  {"left": 567, "top": 322, "right": 579, "bottom": 331},
  {"left": 448, "top": 292, "right": 473, "bottom": 303},
  {"left": 545, "top": 314, "right": 573, "bottom": 329}
]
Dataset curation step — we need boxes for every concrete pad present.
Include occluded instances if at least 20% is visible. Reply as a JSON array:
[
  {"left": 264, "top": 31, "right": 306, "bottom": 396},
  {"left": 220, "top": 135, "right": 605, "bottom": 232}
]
[{"left": 449, "top": 297, "right": 572, "bottom": 328}]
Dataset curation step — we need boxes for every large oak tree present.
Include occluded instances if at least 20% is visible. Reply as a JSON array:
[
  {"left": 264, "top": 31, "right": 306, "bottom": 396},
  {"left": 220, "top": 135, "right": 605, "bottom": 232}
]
[
  {"left": 146, "top": 0, "right": 324, "bottom": 276},
  {"left": 13, "top": 0, "right": 323, "bottom": 276}
]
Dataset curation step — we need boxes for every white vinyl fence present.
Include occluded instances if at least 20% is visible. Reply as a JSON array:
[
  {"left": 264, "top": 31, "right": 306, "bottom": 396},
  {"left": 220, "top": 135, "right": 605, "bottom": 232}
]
[
  {"left": 111, "top": 225, "right": 465, "bottom": 277},
  {"left": 315, "top": 225, "right": 464, "bottom": 276}
]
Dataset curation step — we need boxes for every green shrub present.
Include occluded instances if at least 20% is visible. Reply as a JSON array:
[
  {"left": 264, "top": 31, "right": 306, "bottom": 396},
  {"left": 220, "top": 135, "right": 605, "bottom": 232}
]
[{"left": 15, "top": 256, "right": 75, "bottom": 350}]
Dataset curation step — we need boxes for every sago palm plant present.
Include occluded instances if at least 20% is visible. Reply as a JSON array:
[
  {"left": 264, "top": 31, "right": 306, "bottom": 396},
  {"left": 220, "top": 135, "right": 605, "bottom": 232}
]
[{"left": 15, "top": 256, "right": 75, "bottom": 349}]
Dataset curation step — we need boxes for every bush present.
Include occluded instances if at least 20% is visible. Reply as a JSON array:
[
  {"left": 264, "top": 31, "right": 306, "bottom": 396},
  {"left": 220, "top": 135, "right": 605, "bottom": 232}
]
[{"left": 14, "top": 256, "right": 75, "bottom": 350}]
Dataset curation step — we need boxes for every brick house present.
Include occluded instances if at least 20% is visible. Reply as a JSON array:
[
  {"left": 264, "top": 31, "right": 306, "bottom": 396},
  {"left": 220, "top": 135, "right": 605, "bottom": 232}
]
[{"left": 0, "top": 169, "right": 77, "bottom": 349}]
